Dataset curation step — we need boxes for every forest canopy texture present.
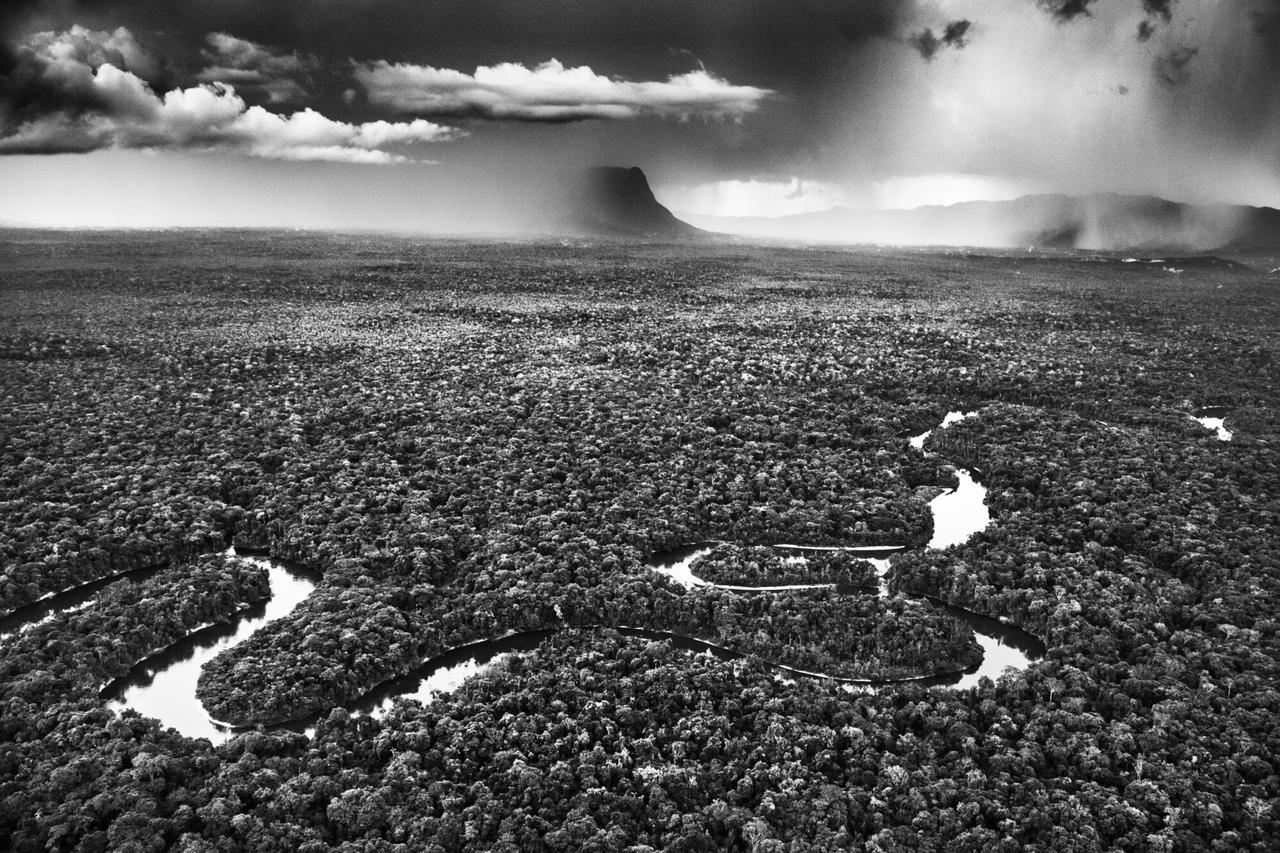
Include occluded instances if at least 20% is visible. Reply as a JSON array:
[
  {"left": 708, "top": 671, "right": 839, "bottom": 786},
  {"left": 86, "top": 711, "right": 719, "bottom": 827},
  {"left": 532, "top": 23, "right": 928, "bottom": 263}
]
[{"left": 1, "top": 233, "right": 1278, "bottom": 852}]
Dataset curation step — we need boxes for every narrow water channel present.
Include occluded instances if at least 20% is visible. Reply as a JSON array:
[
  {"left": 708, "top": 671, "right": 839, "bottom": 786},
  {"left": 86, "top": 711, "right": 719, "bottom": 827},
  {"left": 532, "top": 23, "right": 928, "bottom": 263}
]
[
  {"left": 651, "top": 542, "right": 901, "bottom": 593},
  {"left": 340, "top": 410, "right": 1044, "bottom": 717},
  {"left": 0, "top": 404, "right": 1217, "bottom": 740},
  {"left": 100, "top": 554, "right": 318, "bottom": 743},
  {"left": 645, "top": 543, "right": 1042, "bottom": 690},
  {"left": 105, "top": 409, "right": 1040, "bottom": 737},
  {"left": 0, "top": 564, "right": 167, "bottom": 641}
]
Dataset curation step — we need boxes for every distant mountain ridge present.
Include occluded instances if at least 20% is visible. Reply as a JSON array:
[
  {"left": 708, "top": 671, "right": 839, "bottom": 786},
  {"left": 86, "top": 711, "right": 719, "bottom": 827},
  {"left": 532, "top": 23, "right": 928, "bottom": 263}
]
[
  {"left": 686, "top": 192, "right": 1280, "bottom": 253},
  {"left": 565, "top": 166, "right": 708, "bottom": 240}
]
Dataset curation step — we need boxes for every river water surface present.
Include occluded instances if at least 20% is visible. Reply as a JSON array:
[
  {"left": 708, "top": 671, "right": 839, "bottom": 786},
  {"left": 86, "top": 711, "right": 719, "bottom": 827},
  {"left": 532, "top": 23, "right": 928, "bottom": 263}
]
[
  {"left": 1192, "top": 406, "right": 1233, "bottom": 441},
  {"left": 100, "top": 554, "right": 318, "bottom": 743},
  {"left": 6, "top": 410, "right": 1052, "bottom": 740},
  {"left": 0, "top": 565, "right": 166, "bottom": 641},
  {"left": 341, "top": 410, "right": 1043, "bottom": 716},
  {"left": 122, "top": 410, "right": 1043, "bottom": 736}
]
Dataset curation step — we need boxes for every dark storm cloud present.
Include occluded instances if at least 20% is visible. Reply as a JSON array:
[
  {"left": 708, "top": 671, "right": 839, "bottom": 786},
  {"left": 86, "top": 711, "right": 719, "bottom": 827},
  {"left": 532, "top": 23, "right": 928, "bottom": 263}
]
[
  {"left": 0, "top": 0, "right": 979, "bottom": 183},
  {"left": 1, "top": 1, "right": 954, "bottom": 94},
  {"left": 3, "top": 0, "right": 1271, "bottom": 200},
  {"left": 1136, "top": 0, "right": 1175, "bottom": 38},
  {"left": 337, "top": 0, "right": 950, "bottom": 127},
  {"left": 197, "top": 32, "right": 318, "bottom": 105},
  {"left": 0, "top": 24, "right": 159, "bottom": 124},
  {"left": 0, "top": 0, "right": 46, "bottom": 40},
  {"left": 1036, "top": 0, "right": 1176, "bottom": 40},
  {"left": 1, "top": 0, "right": 1278, "bottom": 222},
  {"left": 909, "top": 19, "right": 972, "bottom": 60},
  {"left": 827, "top": 4, "right": 900, "bottom": 42},
  {"left": 1036, "top": 0, "right": 1099, "bottom": 21}
]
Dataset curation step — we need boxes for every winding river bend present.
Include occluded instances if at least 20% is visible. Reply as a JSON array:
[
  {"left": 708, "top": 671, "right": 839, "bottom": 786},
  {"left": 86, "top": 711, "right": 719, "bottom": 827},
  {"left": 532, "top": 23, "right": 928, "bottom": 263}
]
[
  {"left": 100, "top": 554, "right": 318, "bottom": 743},
  {"left": 7, "top": 410, "right": 1049, "bottom": 742},
  {"left": 642, "top": 411, "right": 1043, "bottom": 691},
  {"left": 0, "top": 564, "right": 168, "bottom": 641},
  {"left": 336, "top": 410, "right": 1045, "bottom": 725}
]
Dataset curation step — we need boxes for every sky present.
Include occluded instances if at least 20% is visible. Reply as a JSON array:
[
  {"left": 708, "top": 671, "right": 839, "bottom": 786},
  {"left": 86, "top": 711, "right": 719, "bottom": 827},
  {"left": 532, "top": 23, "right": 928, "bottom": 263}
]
[{"left": 1, "top": 0, "right": 1278, "bottom": 230}]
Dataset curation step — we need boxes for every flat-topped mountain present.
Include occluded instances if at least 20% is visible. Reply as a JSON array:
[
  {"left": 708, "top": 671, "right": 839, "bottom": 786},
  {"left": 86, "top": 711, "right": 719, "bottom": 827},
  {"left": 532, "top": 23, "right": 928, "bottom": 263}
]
[{"left": 565, "top": 166, "right": 707, "bottom": 240}]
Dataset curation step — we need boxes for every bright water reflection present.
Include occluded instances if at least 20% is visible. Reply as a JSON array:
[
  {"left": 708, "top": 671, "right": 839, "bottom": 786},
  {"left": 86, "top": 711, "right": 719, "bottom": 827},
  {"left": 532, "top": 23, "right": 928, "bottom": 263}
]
[
  {"left": 94, "top": 410, "right": 1034, "bottom": 736},
  {"left": 644, "top": 410, "right": 1039, "bottom": 689},
  {"left": 0, "top": 565, "right": 165, "bottom": 641},
  {"left": 1194, "top": 415, "right": 1232, "bottom": 441},
  {"left": 651, "top": 542, "right": 900, "bottom": 592},
  {"left": 927, "top": 469, "right": 990, "bottom": 550},
  {"left": 15, "top": 398, "right": 1233, "bottom": 736},
  {"left": 102, "top": 555, "right": 317, "bottom": 744}
]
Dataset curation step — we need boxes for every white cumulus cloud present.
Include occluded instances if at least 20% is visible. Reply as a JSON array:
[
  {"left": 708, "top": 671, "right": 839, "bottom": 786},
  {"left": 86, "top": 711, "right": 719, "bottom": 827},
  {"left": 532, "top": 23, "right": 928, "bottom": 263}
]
[
  {"left": 354, "top": 58, "right": 773, "bottom": 121},
  {"left": 0, "top": 27, "right": 458, "bottom": 162},
  {"left": 24, "top": 24, "right": 162, "bottom": 81}
]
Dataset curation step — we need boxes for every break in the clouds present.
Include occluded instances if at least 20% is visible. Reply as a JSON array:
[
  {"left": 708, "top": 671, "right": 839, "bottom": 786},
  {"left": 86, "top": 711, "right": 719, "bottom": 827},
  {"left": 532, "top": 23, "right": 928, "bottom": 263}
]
[
  {"left": 0, "top": 25, "right": 454, "bottom": 161},
  {"left": 354, "top": 60, "right": 772, "bottom": 122},
  {"left": 197, "top": 32, "right": 317, "bottom": 104}
]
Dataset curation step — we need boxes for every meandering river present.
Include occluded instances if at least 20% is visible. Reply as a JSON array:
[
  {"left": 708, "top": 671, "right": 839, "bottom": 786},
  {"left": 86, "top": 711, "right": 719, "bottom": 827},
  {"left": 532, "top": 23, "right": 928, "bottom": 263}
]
[
  {"left": 100, "top": 554, "right": 319, "bottom": 743},
  {"left": 333, "top": 410, "right": 1044, "bottom": 729},
  {"left": 6, "top": 410, "right": 1054, "bottom": 742}
]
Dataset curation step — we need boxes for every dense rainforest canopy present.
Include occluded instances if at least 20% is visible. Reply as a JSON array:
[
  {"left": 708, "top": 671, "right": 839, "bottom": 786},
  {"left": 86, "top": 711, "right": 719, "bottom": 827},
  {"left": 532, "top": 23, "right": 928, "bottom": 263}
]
[{"left": 1, "top": 233, "right": 1277, "bottom": 851}]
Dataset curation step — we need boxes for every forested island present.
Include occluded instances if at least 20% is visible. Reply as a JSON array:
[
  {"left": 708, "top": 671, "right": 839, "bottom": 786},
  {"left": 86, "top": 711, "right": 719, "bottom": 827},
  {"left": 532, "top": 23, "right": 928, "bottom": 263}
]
[
  {"left": 684, "top": 543, "right": 881, "bottom": 588},
  {"left": 1, "top": 232, "right": 1277, "bottom": 851}
]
